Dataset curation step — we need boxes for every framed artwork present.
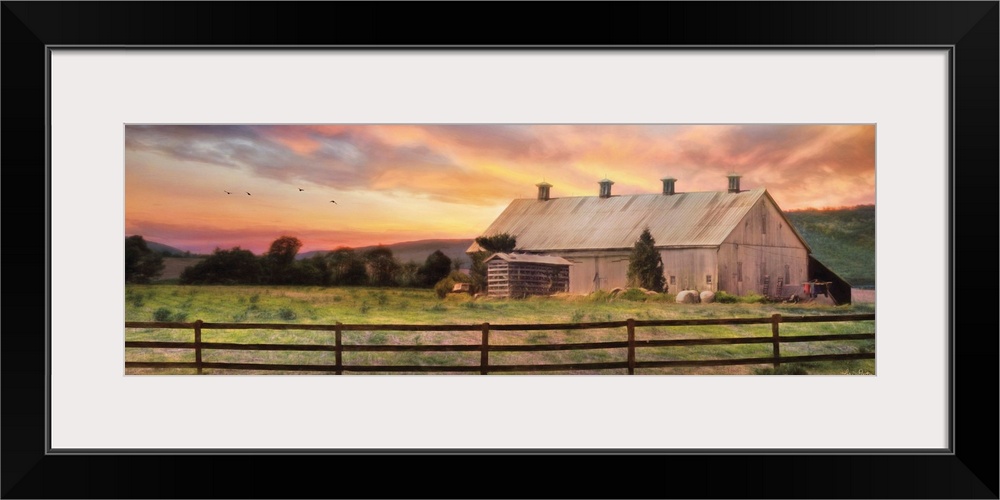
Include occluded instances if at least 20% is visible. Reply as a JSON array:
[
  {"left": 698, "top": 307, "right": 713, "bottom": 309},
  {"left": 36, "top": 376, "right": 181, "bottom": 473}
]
[
  {"left": 5, "top": 2, "right": 996, "bottom": 498},
  {"left": 121, "top": 122, "right": 876, "bottom": 378}
]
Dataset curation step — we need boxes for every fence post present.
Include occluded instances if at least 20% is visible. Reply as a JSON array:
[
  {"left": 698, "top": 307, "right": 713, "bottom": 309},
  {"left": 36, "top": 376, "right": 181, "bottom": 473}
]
[
  {"left": 626, "top": 318, "right": 636, "bottom": 375},
  {"left": 481, "top": 323, "right": 490, "bottom": 375},
  {"left": 771, "top": 313, "right": 781, "bottom": 369},
  {"left": 335, "top": 322, "right": 343, "bottom": 375},
  {"left": 194, "top": 319, "right": 203, "bottom": 375}
]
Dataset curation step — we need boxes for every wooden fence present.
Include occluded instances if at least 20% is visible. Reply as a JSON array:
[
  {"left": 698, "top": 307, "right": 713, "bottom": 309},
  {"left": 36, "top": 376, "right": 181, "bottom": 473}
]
[{"left": 125, "top": 313, "right": 875, "bottom": 374}]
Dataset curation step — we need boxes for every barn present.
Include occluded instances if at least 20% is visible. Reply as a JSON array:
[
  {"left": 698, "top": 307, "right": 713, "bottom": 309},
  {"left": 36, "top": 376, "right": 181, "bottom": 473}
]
[
  {"left": 484, "top": 253, "right": 571, "bottom": 298},
  {"left": 469, "top": 175, "right": 851, "bottom": 303}
]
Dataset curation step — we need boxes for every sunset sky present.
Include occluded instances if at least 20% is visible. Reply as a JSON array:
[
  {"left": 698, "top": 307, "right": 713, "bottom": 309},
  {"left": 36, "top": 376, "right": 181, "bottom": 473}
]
[{"left": 125, "top": 124, "right": 875, "bottom": 255}]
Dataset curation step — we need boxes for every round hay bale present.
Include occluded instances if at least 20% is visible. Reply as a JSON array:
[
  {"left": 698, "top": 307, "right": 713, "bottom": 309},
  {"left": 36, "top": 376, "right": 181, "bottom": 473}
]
[
  {"left": 609, "top": 287, "right": 624, "bottom": 296},
  {"left": 699, "top": 291, "right": 715, "bottom": 303},
  {"left": 676, "top": 290, "right": 699, "bottom": 304}
]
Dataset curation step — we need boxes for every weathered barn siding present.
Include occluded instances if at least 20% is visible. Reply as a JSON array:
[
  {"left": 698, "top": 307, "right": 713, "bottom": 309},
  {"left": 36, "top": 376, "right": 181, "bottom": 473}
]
[
  {"left": 717, "top": 197, "right": 809, "bottom": 296},
  {"left": 660, "top": 248, "right": 719, "bottom": 293},
  {"left": 544, "top": 250, "right": 630, "bottom": 293},
  {"left": 485, "top": 253, "right": 573, "bottom": 298}
]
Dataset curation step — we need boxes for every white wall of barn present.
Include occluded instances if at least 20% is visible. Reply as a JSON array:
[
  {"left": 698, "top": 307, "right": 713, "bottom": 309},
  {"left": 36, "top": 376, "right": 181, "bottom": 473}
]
[
  {"left": 717, "top": 197, "right": 810, "bottom": 296},
  {"left": 659, "top": 248, "right": 719, "bottom": 293},
  {"left": 548, "top": 250, "right": 631, "bottom": 294}
]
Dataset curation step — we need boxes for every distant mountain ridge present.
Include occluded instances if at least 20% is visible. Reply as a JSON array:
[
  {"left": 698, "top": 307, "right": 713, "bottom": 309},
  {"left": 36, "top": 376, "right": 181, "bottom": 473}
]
[{"left": 141, "top": 240, "right": 190, "bottom": 256}]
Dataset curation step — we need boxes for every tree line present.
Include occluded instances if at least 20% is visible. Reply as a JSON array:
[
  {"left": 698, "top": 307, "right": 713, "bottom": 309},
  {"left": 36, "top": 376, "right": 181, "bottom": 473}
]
[
  {"left": 127, "top": 229, "right": 667, "bottom": 294},
  {"left": 125, "top": 235, "right": 457, "bottom": 289}
]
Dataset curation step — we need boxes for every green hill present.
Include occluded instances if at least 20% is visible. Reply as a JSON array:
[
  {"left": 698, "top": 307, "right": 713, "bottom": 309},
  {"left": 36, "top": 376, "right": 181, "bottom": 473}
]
[{"left": 785, "top": 205, "right": 875, "bottom": 287}]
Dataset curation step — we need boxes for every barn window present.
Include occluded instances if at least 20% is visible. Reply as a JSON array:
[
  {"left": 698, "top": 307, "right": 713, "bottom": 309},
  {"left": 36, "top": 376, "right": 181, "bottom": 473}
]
[
  {"left": 784, "top": 264, "right": 790, "bottom": 284},
  {"left": 737, "top": 262, "right": 742, "bottom": 282},
  {"left": 762, "top": 213, "right": 767, "bottom": 234},
  {"left": 669, "top": 275, "right": 676, "bottom": 285},
  {"left": 705, "top": 275, "right": 712, "bottom": 284}
]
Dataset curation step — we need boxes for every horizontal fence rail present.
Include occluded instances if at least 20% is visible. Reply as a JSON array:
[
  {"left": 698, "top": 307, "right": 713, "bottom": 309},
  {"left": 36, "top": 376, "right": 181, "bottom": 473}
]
[{"left": 125, "top": 313, "right": 875, "bottom": 375}]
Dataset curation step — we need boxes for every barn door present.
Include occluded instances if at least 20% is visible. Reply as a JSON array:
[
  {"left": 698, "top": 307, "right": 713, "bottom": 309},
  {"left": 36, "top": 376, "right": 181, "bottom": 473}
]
[{"left": 592, "top": 257, "right": 605, "bottom": 291}]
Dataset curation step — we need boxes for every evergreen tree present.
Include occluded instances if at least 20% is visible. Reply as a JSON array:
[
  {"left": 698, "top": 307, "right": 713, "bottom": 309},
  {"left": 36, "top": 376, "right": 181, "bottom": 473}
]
[{"left": 626, "top": 228, "right": 666, "bottom": 292}]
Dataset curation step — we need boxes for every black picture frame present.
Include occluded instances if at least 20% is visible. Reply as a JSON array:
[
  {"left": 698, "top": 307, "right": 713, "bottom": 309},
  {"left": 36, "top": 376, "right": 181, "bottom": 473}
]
[{"left": 3, "top": 2, "right": 997, "bottom": 498}]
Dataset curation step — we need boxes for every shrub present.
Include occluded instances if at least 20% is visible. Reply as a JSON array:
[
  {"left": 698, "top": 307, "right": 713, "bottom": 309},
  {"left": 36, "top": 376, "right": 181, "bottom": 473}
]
[
  {"left": 152, "top": 307, "right": 173, "bottom": 322},
  {"left": 588, "top": 290, "right": 612, "bottom": 303},
  {"left": 753, "top": 364, "right": 808, "bottom": 375},
  {"left": 370, "top": 290, "right": 389, "bottom": 306},
  {"left": 129, "top": 293, "right": 145, "bottom": 308},
  {"left": 619, "top": 288, "right": 649, "bottom": 302},
  {"left": 715, "top": 291, "right": 738, "bottom": 303},
  {"left": 434, "top": 280, "right": 453, "bottom": 299},
  {"left": 278, "top": 307, "right": 297, "bottom": 321},
  {"left": 434, "top": 271, "right": 472, "bottom": 299}
]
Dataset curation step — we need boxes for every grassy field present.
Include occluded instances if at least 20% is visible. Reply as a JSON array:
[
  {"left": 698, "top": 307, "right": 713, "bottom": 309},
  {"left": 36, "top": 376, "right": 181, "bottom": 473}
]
[{"left": 125, "top": 285, "right": 876, "bottom": 375}]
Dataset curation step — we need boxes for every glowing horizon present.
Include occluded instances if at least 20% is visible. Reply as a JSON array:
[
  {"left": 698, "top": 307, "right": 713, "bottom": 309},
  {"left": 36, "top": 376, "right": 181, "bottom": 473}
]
[{"left": 125, "top": 124, "right": 876, "bottom": 254}]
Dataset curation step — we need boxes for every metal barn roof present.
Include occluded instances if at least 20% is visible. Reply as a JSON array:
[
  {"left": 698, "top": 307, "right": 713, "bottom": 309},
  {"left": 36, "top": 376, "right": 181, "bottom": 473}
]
[
  {"left": 483, "top": 253, "right": 573, "bottom": 265},
  {"left": 468, "top": 188, "right": 805, "bottom": 253}
]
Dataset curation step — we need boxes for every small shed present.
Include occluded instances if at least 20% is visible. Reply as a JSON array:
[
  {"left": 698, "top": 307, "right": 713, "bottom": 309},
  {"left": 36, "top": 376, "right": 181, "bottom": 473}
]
[{"left": 484, "top": 253, "right": 572, "bottom": 298}]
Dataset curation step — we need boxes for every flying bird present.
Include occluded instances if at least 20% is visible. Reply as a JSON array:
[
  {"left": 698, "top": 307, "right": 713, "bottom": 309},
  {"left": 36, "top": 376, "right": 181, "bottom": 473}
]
[
  {"left": 330, "top": 200, "right": 337, "bottom": 204},
  {"left": 246, "top": 192, "right": 251, "bottom": 196},
  {"left": 299, "top": 188, "right": 305, "bottom": 191},
  {"left": 224, "top": 190, "right": 231, "bottom": 194}
]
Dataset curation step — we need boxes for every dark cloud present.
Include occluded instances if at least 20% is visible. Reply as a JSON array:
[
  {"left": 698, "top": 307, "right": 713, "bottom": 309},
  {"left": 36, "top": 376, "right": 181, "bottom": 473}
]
[{"left": 125, "top": 125, "right": 521, "bottom": 205}]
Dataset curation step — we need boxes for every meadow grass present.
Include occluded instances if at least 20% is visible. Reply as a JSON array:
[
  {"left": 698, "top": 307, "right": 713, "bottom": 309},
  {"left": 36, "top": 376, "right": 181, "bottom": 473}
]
[{"left": 124, "top": 284, "right": 875, "bottom": 375}]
